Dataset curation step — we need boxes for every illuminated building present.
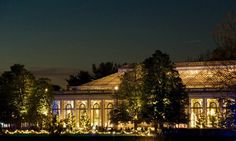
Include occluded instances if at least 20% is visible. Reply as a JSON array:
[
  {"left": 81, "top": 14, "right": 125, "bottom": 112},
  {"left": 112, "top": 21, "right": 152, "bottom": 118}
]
[{"left": 53, "top": 61, "right": 236, "bottom": 128}]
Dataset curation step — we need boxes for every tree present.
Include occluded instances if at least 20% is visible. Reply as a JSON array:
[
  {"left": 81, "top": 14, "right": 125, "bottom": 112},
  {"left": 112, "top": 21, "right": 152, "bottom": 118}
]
[
  {"left": 206, "top": 13, "right": 236, "bottom": 127},
  {"left": 142, "top": 50, "right": 189, "bottom": 132},
  {"left": 186, "top": 50, "right": 211, "bottom": 62},
  {"left": 189, "top": 13, "right": 236, "bottom": 61},
  {"left": 63, "top": 113, "right": 76, "bottom": 132},
  {"left": 0, "top": 71, "right": 16, "bottom": 125},
  {"left": 52, "top": 85, "right": 62, "bottom": 91},
  {"left": 211, "top": 13, "right": 236, "bottom": 60},
  {"left": 113, "top": 64, "right": 144, "bottom": 130},
  {"left": 196, "top": 111, "right": 206, "bottom": 128},
  {"left": 187, "top": 14, "right": 236, "bottom": 129},
  {"left": 48, "top": 115, "right": 64, "bottom": 135},
  {"left": 66, "top": 62, "right": 122, "bottom": 87},
  {"left": 217, "top": 98, "right": 236, "bottom": 129},
  {"left": 66, "top": 71, "right": 92, "bottom": 86},
  {"left": 79, "top": 111, "right": 90, "bottom": 130},
  {"left": 27, "top": 78, "right": 53, "bottom": 129},
  {"left": 0, "top": 64, "right": 35, "bottom": 128},
  {"left": 110, "top": 102, "right": 132, "bottom": 125},
  {"left": 92, "top": 62, "right": 120, "bottom": 79},
  {"left": 0, "top": 64, "right": 54, "bottom": 129}
]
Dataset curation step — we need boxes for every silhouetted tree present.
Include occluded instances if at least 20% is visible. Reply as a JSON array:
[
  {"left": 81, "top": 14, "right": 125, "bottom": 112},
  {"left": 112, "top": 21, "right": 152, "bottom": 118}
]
[
  {"left": 191, "top": 51, "right": 211, "bottom": 62},
  {"left": 211, "top": 13, "right": 236, "bottom": 60},
  {"left": 52, "top": 85, "right": 62, "bottom": 91},
  {"left": 188, "top": 13, "right": 236, "bottom": 62},
  {"left": 209, "top": 13, "right": 236, "bottom": 127},
  {"left": 66, "top": 71, "right": 92, "bottom": 86},
  {"left": 0, "top": 64, "right": 35, "bottom": 128},
  {"left": 92, "top": 62, "right": 120, "bottom": 79}
]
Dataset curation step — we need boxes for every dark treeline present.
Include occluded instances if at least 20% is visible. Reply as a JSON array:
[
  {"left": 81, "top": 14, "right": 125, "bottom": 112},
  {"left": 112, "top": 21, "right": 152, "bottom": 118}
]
[{"left": 66, "top": 62, "right": 125, "bottom": 86}]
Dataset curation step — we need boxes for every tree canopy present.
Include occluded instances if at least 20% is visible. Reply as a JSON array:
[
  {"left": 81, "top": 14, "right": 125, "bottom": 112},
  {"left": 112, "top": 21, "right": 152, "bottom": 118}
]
[
  {"left": 0, "top": 64, "right": 53, "bottom": 129},
  {"left": 111, "top": 64, "right": 144, "bottom": 129},
  {"left": 0, "top": 64, "right": 35, "bottom": 127},
  {"left": 142, "top": 50, "right": 189, "bottom": 130},
  {"left": 92, "top": 62, "right": 120, "bottom": 79},
  {"left": 186, "top": 13, "right": 236, "bottom": 62},
  {"left": 66, "top": 71, "right": 92, "bottom": 86},
  {"left": 111, "top": 50, "right": 188, "bottom": 131},
  {"left": 27, "top": 78, "right": 53, "bottom": 129},
  {"left": 211, "top": 13, "right": 236, "bottom": 61}
]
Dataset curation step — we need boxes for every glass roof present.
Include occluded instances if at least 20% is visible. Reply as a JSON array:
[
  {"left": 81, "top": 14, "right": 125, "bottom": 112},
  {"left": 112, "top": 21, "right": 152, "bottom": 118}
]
[
  {"left": 77, "top": 61, "right": 236, "bottom": 90},
  {"left": 177, "top": 61, "right": 236, "bottom": 88},
  {"left": 79, "top": 72, "right": 124, "bottom": 90}
]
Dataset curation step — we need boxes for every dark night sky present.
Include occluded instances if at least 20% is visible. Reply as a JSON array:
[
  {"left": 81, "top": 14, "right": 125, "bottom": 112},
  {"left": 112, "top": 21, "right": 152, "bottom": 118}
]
[{"left": 0, "top": 0, "right": 236, "bottom": 87}]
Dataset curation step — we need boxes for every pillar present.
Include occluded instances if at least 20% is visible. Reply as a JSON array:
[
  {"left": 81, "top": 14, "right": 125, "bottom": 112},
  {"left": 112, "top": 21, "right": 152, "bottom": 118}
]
[{"left": 101, "top": 99, "right": 104, "bottom": 128}]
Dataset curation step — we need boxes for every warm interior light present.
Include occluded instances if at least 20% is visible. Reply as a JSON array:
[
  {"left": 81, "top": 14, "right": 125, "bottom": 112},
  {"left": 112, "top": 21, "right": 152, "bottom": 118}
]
[{"left": 114, "top": 86, "right": 119, "bottom": 90}]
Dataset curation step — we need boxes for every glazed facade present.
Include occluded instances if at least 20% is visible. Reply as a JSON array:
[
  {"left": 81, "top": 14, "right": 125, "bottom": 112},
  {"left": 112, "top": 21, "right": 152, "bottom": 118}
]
[{"left": 53, "top": 61, "right": 236, "bottom": 128}]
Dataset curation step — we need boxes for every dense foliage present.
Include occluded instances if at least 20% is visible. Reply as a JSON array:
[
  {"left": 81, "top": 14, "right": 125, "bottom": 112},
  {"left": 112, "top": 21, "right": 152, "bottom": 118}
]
[
  {"left": 142, "top": 50, "right": 189, "bottom": 130},
  {"left": 66, "top": 71, "right": 92, "bottom": 86},
  {"left": 0, "top": 64, "right": 53, "bottom": 129},
  {"left": 114, "top": 64, "right": 144, "bottom": 129},
  {"left": 111, "top": 50, "right": 189, "bottom": 131},
  {"left": 92, "top": 62, "right": 120, "bottom": 79}
]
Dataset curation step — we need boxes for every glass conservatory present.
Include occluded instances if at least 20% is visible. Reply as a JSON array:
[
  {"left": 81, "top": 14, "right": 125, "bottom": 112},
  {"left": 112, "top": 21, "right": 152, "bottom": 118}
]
[{"left": 54, "top": 60, "right": 236, "bottom": 128}]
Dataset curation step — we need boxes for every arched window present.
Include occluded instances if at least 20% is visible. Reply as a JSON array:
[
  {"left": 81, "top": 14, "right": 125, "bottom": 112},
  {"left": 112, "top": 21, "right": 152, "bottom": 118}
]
[
  {"left": 79, "top": 103, "right": 86, "bottom": 111},
  {"left": 105, "top": 103, "right": 113, "bottom": 127},
  {"left": 209, "top": 102, "right": 218, "bottom": 116},
  {"left": 52, "top": 103, "right": 60, "bottom": 115},
  {"left": 190, "top": 99, "right": 204, "bottom": 128},
  {"left": 193, "top": 102, "right": 201, "bottom": 117},
  {"left": 79, "top": 103, "right": 86, "bottom": 120},
  {"left": 65, "top": 104, "right": 73, "bottom": 118},
  {"left": 209, "top": 102, "right": 217, "bottom": 108},
  {"left": 193, "top": 102, "right": 201, "bottom": 107},
  {"left": 207, "top": 101, "right": 219, "bottom": 127},
  {"left": 92, "top": 103, "right": 100, "bottom": 126}
]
